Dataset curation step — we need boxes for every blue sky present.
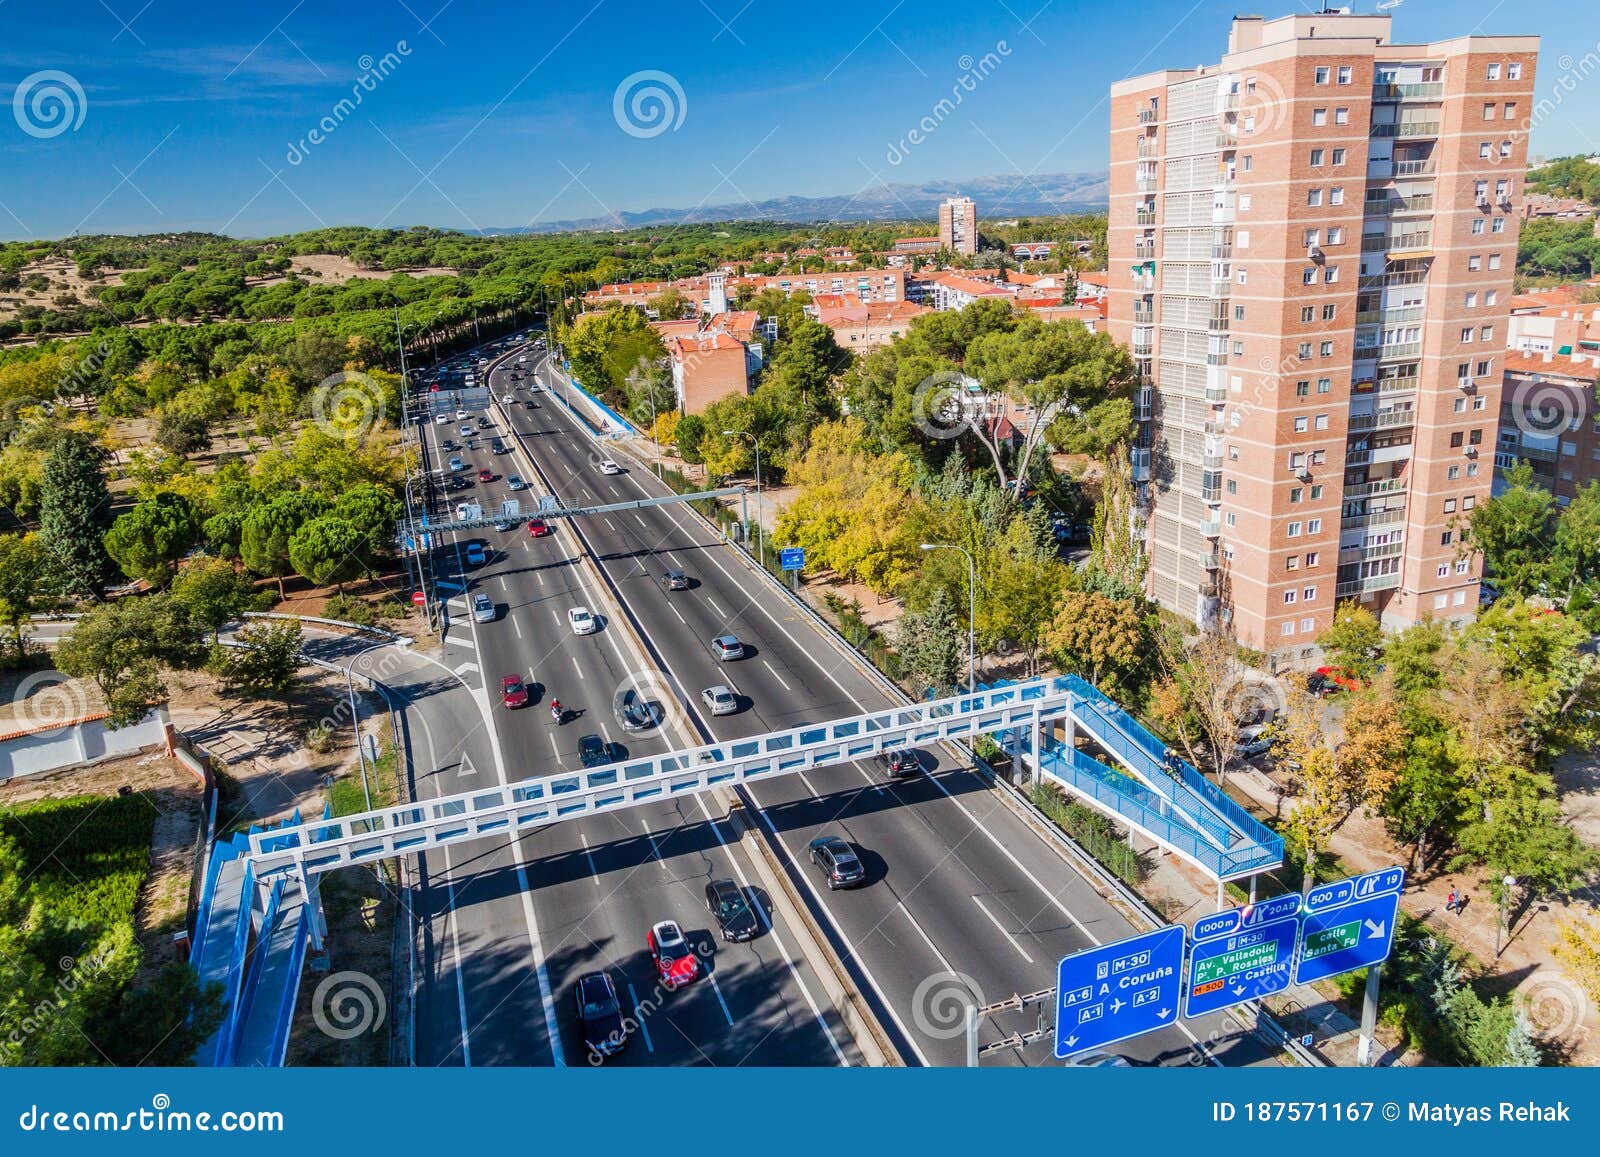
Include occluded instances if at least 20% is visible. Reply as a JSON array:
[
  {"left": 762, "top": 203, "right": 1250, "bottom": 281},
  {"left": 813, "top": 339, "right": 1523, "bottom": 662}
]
[{"left": 1, "top": 0, "right": 1596, "bottom": 240}]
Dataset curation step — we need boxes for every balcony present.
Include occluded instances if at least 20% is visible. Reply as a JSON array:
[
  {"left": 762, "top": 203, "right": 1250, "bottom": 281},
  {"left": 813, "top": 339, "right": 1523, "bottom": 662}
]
[
  {"left": 1372, "top": 81, "right": 1445, "bottom": 101},
  {"left": 1199, "top": 516, "right": 1222, "bottom": 537},
  {"left": 1131, "top": 328, "right": 1153, "bottom": 356},
  {"left": 1205, "top": 382, "right": 1228, "bottom": 405},
  {"left": 1137, "top": 138, "right": 1158, "bottom": 158},
  {"left": 1343, "top": 477, "right": 1407, "bottom": 500},
  {"left": 1138, "top": 108, "right": 1157, "bottom": 124},
  {"left": 1361, "top": 232, "right": 1431, "bottom": 253},
  {"left": 1355, "top": 304, "right": 1426, "bottom": 326},
  {"left": 1134, "top": 242, "right": 1156, "bottom": 261},
  {"left": 1392, "top": 159, "right": 1437, "bottom": 177},
  {"left": 1371, "top": 121, "right": 1441, "bottom": 139},
  {"left": 1340, "top": 507, "right": 1407, "bottom": 531},
  {"left": 1133, "top": 306, "right": 1154, "bottom": 325},
  {"left": 1367, "top": 193, "right": 1435, "bottom": 216},
  {"left": 1336, "top": 571, "right": 1403, "bottom": 598},
  {"left": 1340, "top": 538, "right": 1406, "bottom": 563},
  {"left": 1215, "top": 132, "right": 1237, "bottom": 149},
  {"left": 1358, "top": 270, "right": 1429, "bottom": 289},
  {"left": 1347, "top": 409, "right": 1417, "bottom": 432},
  {"left": 1355, "top": 340, "right": 1422, "bottom": 361},
  {"left": 1130, "top": 448, "right": 1151, "bottom": 482},
  {"left": 1211, "top": 243, "right": 1234, "bottom": 260}
]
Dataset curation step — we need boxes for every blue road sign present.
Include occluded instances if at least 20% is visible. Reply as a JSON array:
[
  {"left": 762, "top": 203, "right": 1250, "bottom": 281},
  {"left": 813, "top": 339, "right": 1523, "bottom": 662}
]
[
  {"left": 780, "top": 547, "right": 806, "bottom": 571},
  {"left": 538, "top": 495, "right": 560, "bottom": 514},
  {"left": 1184, "top": 893, "right": 1301, "bottom": 1019},
  {"left": 1055, "top": 925, "right": 1185, "bottom": 1059},
  {"left": 1294, "top": 866, "right": 1405, "bottom": 985}
]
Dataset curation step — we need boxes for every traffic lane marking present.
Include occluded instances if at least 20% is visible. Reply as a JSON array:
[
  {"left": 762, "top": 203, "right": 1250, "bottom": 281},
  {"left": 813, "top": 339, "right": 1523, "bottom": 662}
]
[{"left": 970, "top": 894, "right": 1035, "bottom": 964}]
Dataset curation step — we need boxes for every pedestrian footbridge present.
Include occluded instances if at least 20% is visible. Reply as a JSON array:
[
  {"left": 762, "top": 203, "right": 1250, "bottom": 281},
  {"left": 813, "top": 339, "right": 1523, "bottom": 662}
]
[{"left": 190, "top": 673, "right": 1280, "bottom": 1065}]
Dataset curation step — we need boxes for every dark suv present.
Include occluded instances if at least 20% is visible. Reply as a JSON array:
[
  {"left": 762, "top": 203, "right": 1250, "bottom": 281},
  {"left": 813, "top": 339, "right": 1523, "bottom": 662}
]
[
  {"left": 574, "top": 971, "right": 627, "bottom": 1060},
  {"left": 878, "top": 749, "right": 919, "bottom": 779},
  {"left": 808, "top": 835, "right": 866, "bottom": 890},
  {"left": 705, "top": 878, "right": 760, "bottom": 942}
]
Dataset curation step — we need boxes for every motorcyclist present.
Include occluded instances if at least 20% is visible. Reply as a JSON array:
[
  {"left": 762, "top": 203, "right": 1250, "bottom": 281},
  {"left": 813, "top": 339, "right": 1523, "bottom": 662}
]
[{"left": 550, "top": 699, "right": 563, "bottom": 722}]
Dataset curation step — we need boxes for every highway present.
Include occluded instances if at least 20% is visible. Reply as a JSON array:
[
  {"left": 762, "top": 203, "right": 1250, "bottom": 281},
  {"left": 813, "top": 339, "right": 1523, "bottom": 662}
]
[
  {"left": 408, "top": 347, "right": 858, "bottom": 1068},
  {"left": 455, "top": 338, "right": 1284, "bottom": 1068}
]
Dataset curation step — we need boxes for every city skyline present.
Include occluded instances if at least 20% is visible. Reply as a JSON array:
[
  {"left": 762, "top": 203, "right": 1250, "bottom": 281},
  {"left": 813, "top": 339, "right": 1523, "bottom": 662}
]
[{"left": 0, "top": 0, "right": 1592, "bottom": 240}]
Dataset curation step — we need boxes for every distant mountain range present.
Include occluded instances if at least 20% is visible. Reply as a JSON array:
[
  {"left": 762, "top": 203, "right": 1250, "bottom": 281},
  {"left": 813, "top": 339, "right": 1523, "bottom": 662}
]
[{"left": 478, "top": 172, "right": 1109, "bottom": 234}]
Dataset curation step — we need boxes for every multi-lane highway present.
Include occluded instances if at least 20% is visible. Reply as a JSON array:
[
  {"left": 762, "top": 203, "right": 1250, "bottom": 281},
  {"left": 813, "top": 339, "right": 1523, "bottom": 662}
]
[
  {"left": 401, "top": 333, "right": 1283, "bottom": 1068},
  {"left": 408, "top": 346, "right": 858, "bottom": 1068}
]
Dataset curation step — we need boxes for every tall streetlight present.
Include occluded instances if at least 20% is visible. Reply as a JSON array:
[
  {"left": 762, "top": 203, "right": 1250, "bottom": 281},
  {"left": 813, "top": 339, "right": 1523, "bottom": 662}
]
[
  {"left": 1496, "top": 874, "right": 1518, "bottom": 960},
  {"left": 723, "top": 429, "right": 763, "bottom": 566},
  {"left": 920, "top": 542, "right": 976, "bottom": 694}
]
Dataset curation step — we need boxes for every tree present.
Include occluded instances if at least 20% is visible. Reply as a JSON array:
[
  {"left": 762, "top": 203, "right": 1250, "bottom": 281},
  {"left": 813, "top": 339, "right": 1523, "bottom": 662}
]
[
  {"left": 1378, "top": 708, "right": 1465, "bottom": 871},
  {"left": 154, "top": 409, "right": 211, "bottom": 456},
  {"left": 104, "top": 491, "right": 203, "bottom": 585},
  {"left": 1465, "top": 461, "right": 1557, "bottom": 596},
  {"left": 53, "top": 594, "right": 206, "bottom": 727},
  {"left": 218, "top": 620, "right": 302, "bottom": 694},
  {"left": 1152, "top": 627, "right": 1242, "bottom": 785},
  {"left": 674, "top": 413, "right": 707, "bottom": 465},
  {"left": 562, "top": 307, "right": 666, "bottom": 404},
  {"left": 170, "top": 556, "right": 256, "bottom": 641},
  {"left": 1552, "top": 913, "right": 1600, "bottom": 1011},
  {"left": 332, "top": 483, "right": 402, "bottom": 572},
  {"left": 1318, "top": 603, "right": 1382, "bottom": 680},
  {"left": 895, "top": 587, "right": 964, "bottom": 697},
  {"left": 1089, "top": 450, "right": 1143, "bottom": 590},
  {"left": 91, "top": 962, "right": 225, "bottom": 1066},
  {"left": 1044, "top": 590, "right": 1149, "bottom": 695},
  {"left": 288, "top": 515, "right": 364, "bottom": 593},
  {"left": 37, "top": 432, "right": 116, "bottom": 596},
  {"left": 0, "top": 533, "right": 49, "bottom": 661},
  {"left": 240, "top": 491, "right": 325, "bottom": 596}
]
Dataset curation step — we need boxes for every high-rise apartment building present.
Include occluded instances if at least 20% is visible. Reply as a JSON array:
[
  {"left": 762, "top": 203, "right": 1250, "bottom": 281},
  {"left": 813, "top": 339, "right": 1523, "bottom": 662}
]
[
  {"left": 1107, "top": 11, "right": 1537, "bottom": 663},
  {"left": 939, "top": 196, "right": 979, "bottom": 256}
]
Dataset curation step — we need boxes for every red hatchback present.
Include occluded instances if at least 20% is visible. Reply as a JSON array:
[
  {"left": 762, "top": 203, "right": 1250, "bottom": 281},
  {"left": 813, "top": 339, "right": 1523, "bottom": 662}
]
[
  {"left": 501, "top": 675, "right": 529, "bottom": 709},
  {"left": 647, "top": 920, "right": 699, "bottom": 991},
  {"left": 527, "top": 518, "right": 552, "bottom": 538},
  {"left": 477, "top": 468, "right": 493, "bottom": 483}
]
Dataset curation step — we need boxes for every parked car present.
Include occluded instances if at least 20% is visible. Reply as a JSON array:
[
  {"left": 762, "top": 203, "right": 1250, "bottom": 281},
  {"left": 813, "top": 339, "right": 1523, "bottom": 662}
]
[
  {"left": 464, "top": 542, "right": 487, "bottom": 567},
  {"left": 527, "top": 518, "right": 552, "bottom": 537},
  {"left": 712, "top": 634, "right": 745, "bottom": 661},
  {"left": 705, "top": 879, "right": 759, "bottom": 942},
  {"left": 501, "top": 675, "right": 528, "bottom": 709},
  {"left": 471, "top": 594, "right": 495, "bottom": 623},
  {"left": 574, "top": 971, "right": 627, "bottom": 1060},
  {"left": 568, "top": 607, "right": 597, "bottom": 635},
  {"left": 663, "top": 568, "right": 689, "bottom": 591},
  {"left": 700, "top": 685, "right": 738, "bottom": 716},
  {"left": 647, "top": 919, "right": 700, "bottom": 991},
  {"left": 1234, "top": 737, "right": 1274, "bottom": 762},
  {"left": 578, "top": 734, "right": 611, "bottom": 768},
  {"left": 808, "top": 835, "right": 865, "bottom": 889},
  {"left": 878, "top": 749, "right": 919, "bottom": 779},
  {"left": 613, "top": 688, "right": 661, "bottom": 732}
]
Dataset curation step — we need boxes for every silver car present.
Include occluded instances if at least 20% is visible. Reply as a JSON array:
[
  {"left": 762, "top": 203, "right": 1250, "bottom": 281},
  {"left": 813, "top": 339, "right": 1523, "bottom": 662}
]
[
  {"left": 701, "top": 685, "right": 738, "bottom": 716},
  {"left": 471, "top": 594, "right": 495, "bottom": 623}
]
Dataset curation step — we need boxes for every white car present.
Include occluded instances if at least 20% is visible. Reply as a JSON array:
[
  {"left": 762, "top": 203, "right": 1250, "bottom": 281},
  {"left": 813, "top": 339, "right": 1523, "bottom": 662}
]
[
  {"left": 456, "top": 409, "right": 469, "bottom": 421},
  {"left": 459, "top": 425, "right": 474, "bottom": 438},
  {"left": 599, "top": 459, "right": 623, "bottom": 476},
  {"left": 434, "top": 412, "right": 450, "bottom": 424},
  {"left": 518, "top": 355, "right": 528, "bottom": 363},
  {"left": 701, "top": 685, "right": 738, "bottom": 716},
  {"left": 502, "top": 393, "right": 515, "bottom": 404},
  {"left": 568, "top": 607, "right": 597, "bottom": 635},
  {"left": 471, "top": 594, "right": 495, "bottom": 623}
]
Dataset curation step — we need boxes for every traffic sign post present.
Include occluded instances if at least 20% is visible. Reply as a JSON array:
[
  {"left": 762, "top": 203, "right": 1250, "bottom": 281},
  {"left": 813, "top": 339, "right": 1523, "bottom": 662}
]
[
  {"left": 779, "top": 547, "right": 805, "bottom": 571},
  {"left": 1293, "top": 866, "right": 1405, "bottom": 986},
  {"left": 1184, "top": 893, "right": 1301, "bottom": 1019},
  {"left": 1054, "top": 925, "right": 1185, "bottom": 1060}
]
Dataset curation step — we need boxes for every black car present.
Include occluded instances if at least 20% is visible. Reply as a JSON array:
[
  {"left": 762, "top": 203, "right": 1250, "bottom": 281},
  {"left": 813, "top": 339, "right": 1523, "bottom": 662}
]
[
  {"left": 578, "top": 734, "right": 611, "bottom": 768},
  {"left": 808, "top": 835, "right": 866, "bottom": 890},
  {"left": 613, "top": 688, "right": 662, "bottom": 733},
  {"left": 878, "top": 749, "right": 919, "bottom": 779},
  {"left": 574, "top": 971, "right": 627, "bottom": 1060},
  {"left": 705, "top": 878, "right": 760, "bottom": 942}
]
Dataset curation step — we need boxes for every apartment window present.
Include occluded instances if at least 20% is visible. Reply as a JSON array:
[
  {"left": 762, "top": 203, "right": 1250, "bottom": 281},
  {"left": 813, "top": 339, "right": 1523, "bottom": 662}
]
[
  {"left": 1320, "top": 341, "right": 1334, "bottom": 356},
  {"left": 1295, "top": 380, "right": 1310, "bottom": 397},
  {"left": 1284, "top": 590, "right": 1297, "bottom": 604},
  {"left": 1232, "top": 340, "right": 1244, "bottom": 356},
  {"left": 1444, "top": 498, "right": 1457, "bottom": 513},
  {"left": 1483, "top": 102, "right": 1496, "bottom": 121},
  {"left": 1332, "top": 147, "right": 1346, "bottom": 165},
  {"left": 1463, "top": 497, "right": 1476, "bottom": 511},
  {"left": 1311, "top": 450, "right": 1326, "bottom": 465},
  {"left": 1437, "top": 564, "right": 1450, "bottom": 579},
  {"left": 1476, "top": 360, "right": 1492, "bottom": 376},
  {"left": 1294, "top": 417, "right": 1309, "bottom": 433},
  {"left": 1304, "top": 587, "right": 1317, "bottom": 601},
  {"left": 1287, "top": 555, "right": 1299, "bottom": 570},
  {"left": 1468, "top": 462, "right": 1480, "bottom": 477},
  {"left": 1303, "top": 267, "right": 1318, "bottom": 285},
  {"left": 1479, "top": 142, "right": 1493, "bottom": 159},
  {"left": 1469, "top": 427, "right": 1483, "bottom": 445},
  {"left": 1311, "top": 484, "right": 1324, "bottom": 499},
  {"left": 1310, "top": 148, "right": 1325, "bottom": 166},
  {"left": 1299, "top": 342, "right": 1314, "bottom": 359},
  {"left": 1489, "top": 254, "right": 1502, "bottom": 270},
  {"left": 1290, "top": 487, "right": 1304, "bottom": 503},
  {"left": 1229, "top": 444, "right": 1239, "bottom": 460},
  {"left": 1450, "top": 431, "right": 1465, "bottom": 447},
  {"left": 1242, "top": 113, "right": 1257, "bottom": 134},
  {"left": 1492, "top": 217, "right": 1506, "bottom": 233},
  {"left": 1481, "top": 325, "right": 1495, "bottom": 342},
  {"left": 1305, "top": 551, "right": 1319, "bottom": 567},
  {"left": 1476, "top": 179, "right": 1490, "bottom": 199},
  {"left": 1325, "top": 267, "right": 1340, "bottom": 284},
  {"left": 1454, "top": 396, "right": 1467, "bottom": 413},
  {"left": 1308, "top": 188, "right": 1323, "bottom": 207},
  {"left": 1307, "top": 518, "right": 1322, "bottom": 534},
  {"left": 1496, "top": 179, "right": 1510, "bottom": 198},
  {"left": 1509, "top": 63, "right": 1523, "bottom": 80},
  {"left": 1314, "top": 414, "right": 1330, "bottom": 430},
  {"left": 1288, "top": 521, "right": 1302, "bottom": 538},
  {"left": 1282, "top": 622, "right": 1296, "bottom": 637},
  {"left": 1242, "top": 155, "right": 1254, "bottom": 172},
  {"left": 1434, "top": 594, "right": 1450, "bottom": 611},
  {"left": 1500, "top": 140, "right": 1514, "bottom": 158},
  {"left": 1466, "top": 292, "right": 1478, "bottom": 308},
  {"left": 1486, "top": 290, "right": 1498, "bottom": 306},
  {"left": 1327, "top": 227, "right": 1343, "bottom": 245},
  {"left": 1468, "top": 255, "right": 1482, "bottom": 271},
  {"left": 1315, "top": 66, "right": 1331, "bottom": 84},
  {"left": 1474, "top": 395, "right": 1486, "bottom": 410},
  {"left": 1227, "top": 479, "right": 1238, "bottom": 494},
  {"left": 1239, "top": 193, "right": 1252, "bottom": 211},
  {"left": 1330, "top": 187, "right": 1345, "bottom": 205},
  {"left": 1504, "top": 102, "right": 1517, "bottom": 121},
  {"left": 1290, "top": 452, "right": 1306, "bottom": 470},
  {"left": 1321, "top": 304, "right": 1336, "bottom": 321},
  {"left": 1461, "top": 327, "right": 1474, "bottom": 342},
  {"left": 1318, "top": 376, "right": 1332, "bottom": 392},
  {"left": 1338, "top": 66, "right": 1352, "bottom": 85},
  {"left": 1487, "top": 63, "right": 1502, "bottom": 80},
  {"left": 1237, "top": 269, "right": 1248, "bottom": 285},
  {"left": 1226, "top": 512, "right": 1237, "bottom": 526},
  {"left": 1334, "top": 108, "right": 1349, "bottom": 126},
  {"left": 1303, "top": 228, "right": 1321, "bottom": 247},
  {"left": 1234, "top": 304, "right": 1246, "bottom": 320},
  {"left": 1441, "top": 530, "right": 1454, "bottom": 546},
  {"left": 1471, "top": 218, "right": 1485, "bottom": 235},
  {"left": 1301, "top": 305, "right": 1316, "bottom": 323},
  {"left": 1313, "top": 108, "right": 1328, "bottom": 126},
  {"left": 1447, "top": 465, "right": 1461, "bottom": 479}
]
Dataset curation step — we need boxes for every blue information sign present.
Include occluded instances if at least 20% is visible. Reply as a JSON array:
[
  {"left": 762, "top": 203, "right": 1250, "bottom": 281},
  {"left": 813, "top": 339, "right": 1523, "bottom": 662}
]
[
  {"left": 1055, "top": 925, "right": 1185, "bottom": 1059},
  {"left": 1184, "top": 893, "right": 1301, "bottom": 1019},
  {"left": 780, "top": 547, "right": 806, "bottom": 571},
  {"left": 1293, "top": 866, "right": 1405, "bottom": 985}
]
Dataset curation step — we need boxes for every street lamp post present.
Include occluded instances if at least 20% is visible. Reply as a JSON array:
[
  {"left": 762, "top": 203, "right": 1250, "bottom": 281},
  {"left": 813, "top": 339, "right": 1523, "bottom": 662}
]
[
  {"left": 724, "top": 429, "right": 763, "bottom": 566},
  {"left": 1496, "top": 874, "right": 1517, "bottom": 960},
  {"left": 920, "top": 542, "right": 977, "bottom": 693}
]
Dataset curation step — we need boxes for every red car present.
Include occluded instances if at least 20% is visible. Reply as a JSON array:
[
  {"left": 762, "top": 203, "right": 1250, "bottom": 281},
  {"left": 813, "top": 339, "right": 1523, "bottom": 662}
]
[
  {"left": 646, "top": 919, "right": 699, "bottom": 991},
  {"left": 477, "top": 468, "right": 493, "bottom": 483},
  {"left": 527, "top": 518, "right": 552, "bottom": 538},
  {"left": 501, "top": 675, "right": 528, "bottom": 709}
]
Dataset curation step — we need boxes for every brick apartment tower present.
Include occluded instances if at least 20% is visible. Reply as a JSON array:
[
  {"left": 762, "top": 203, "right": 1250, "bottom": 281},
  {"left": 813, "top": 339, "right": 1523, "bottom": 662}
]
[
  {"left": 1107, "top": 11, "right": 1537, "bottom": 663},
  {"left": 939, "top": 196, "right": 979, "bottom": 256}
]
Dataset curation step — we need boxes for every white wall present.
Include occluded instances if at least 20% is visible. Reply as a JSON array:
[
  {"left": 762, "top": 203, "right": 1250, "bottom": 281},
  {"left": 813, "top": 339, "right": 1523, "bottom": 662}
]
[{"left": 0, "top": 710, "right": 167, "bottom": 783}]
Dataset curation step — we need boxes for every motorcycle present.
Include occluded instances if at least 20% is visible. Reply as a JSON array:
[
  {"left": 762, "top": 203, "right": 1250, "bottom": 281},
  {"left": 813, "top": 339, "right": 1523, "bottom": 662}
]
[{"left": 550, "top": 700, "right": 564, "bottom": 724}]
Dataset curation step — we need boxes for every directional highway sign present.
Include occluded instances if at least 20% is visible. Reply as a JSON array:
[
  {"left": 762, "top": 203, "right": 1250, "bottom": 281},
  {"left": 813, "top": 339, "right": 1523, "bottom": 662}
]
[
  {"left": 780, "top": 547, "right": 805, "bottom": 571},
  {"left": 1184, "top": 893, "right": 1301, "bottom": 1019},
  {"left": 1055, "top": 925, "right": 1185, "bottom": 1059},
  {"left": 1293, "top": 866, "right": 1405, "bottom": 985}
]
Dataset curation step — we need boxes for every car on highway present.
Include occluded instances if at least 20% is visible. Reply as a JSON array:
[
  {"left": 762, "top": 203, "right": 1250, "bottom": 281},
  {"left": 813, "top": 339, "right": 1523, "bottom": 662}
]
[
  {"left": 599, "top": 459, "right": 623, "bottom": 475},
  {"left": 578, "top": 734, "right": 612, "bottom": 768},
  {"left": 459, "top": 425, "right": 474, "bottom": 438},
  {"left": 663, "top": 568, "right": 689, "bottom": 591},
  {"left": 449, "top": 455, "right": 464, "bottom": 472},
  {"left": 471, "top": 594, "right": 495, "bottom": 624},
  {"left": 434, "top": 412, "right": 450, "bottom": 424},
  {"left": 492, "top": 438, "right": 509, "bottom": 455},
  {"left": 568, "top": 606, "right": 597, "bottom": 635},
  {"left": 493, "top": 517, "right": 519, "bottom": 533},
  {"left": 501, "top": 675, "right": 528, "bottom": 709},
  {"left": 712, "top": 634, "right": 745, "bottom": 661},
  {"left": 574, "top": 971, "right": 627, "bottom": 1061},
  {"left": 705, "top": 879, "right": 759, "bottom": 942},
  {"left": 700, "top": 685, "right": 738, "bottom": 716},
  {"left": 647, "top": 920, "right": 700, "bottom": 991},
  {"left": 507, "top": 475, "right": 526, "bottom": 491},
  {"left": 475, "top": 468, "right": 492, "bottom": 484},
  {"left": 613, "top": 688, "right": 661, "bottom": 732},
  {"left": 441, "top": 438, "right": 458, "bottom": 453},
  {"left": 878, "top": 749, "right": 919, "bottom": 779},
  {"left": 527, "top": 518, "right": 552, "bottom": 538},
  {"left": 456, "top": 409, "right": 468, "bottom": 420},
  {"left": 447, "top": 476, "right": 471, "bottom": 492},
  {"left": 502, "top": 393, "right": 515, "bottom": 405},
  {"left": 464, "top": 542, "right": 487, "bottom": 567},
  {"left": 808, "top": 835, "right": 865, "bottom": 889}
]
